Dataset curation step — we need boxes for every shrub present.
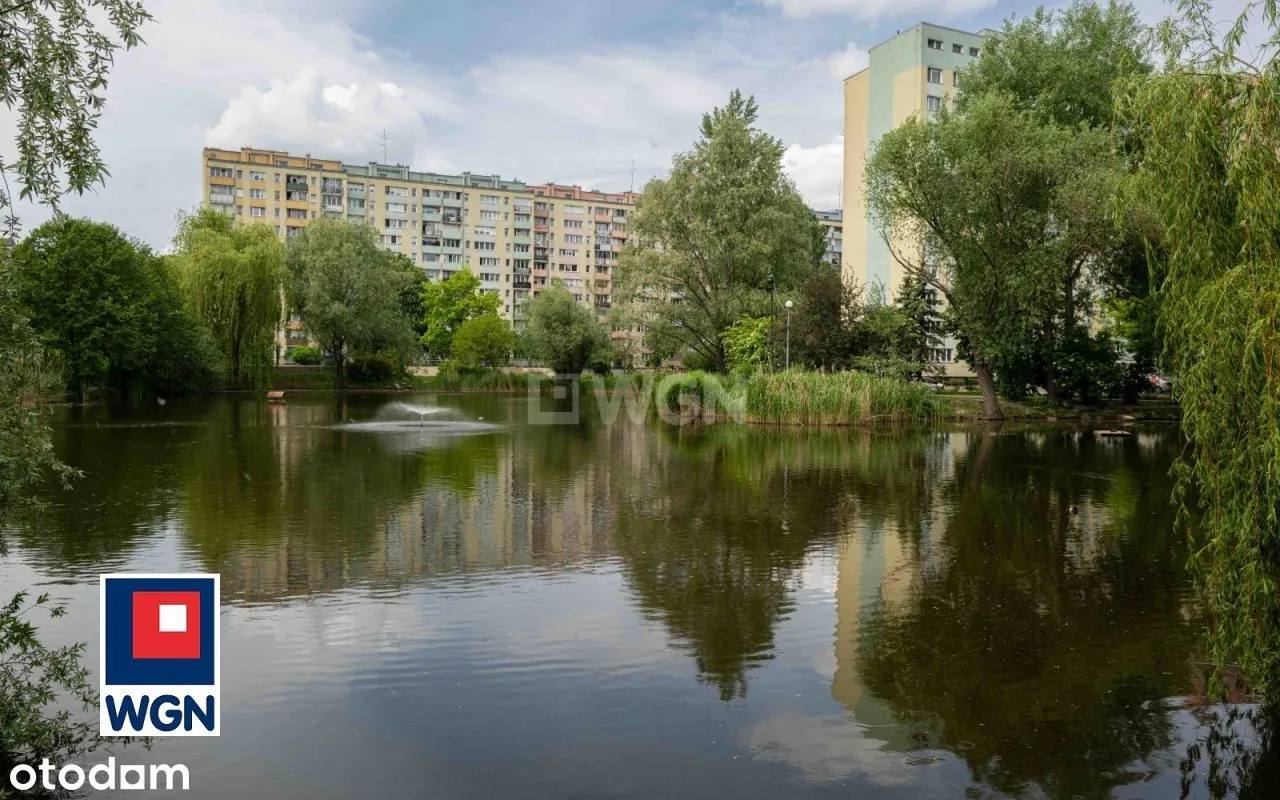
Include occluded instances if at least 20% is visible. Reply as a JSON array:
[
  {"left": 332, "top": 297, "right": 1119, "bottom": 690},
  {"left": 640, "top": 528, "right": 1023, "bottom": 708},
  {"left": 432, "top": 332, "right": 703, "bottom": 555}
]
[
  {"left": 289, "top": 345, "right": 322, "bottom": 365},
  {"left": 453, "top": 313, "right": 517, "bottom": 368},
  {"left": 345, "top": 352, "right": 398, "bottom": 384}
]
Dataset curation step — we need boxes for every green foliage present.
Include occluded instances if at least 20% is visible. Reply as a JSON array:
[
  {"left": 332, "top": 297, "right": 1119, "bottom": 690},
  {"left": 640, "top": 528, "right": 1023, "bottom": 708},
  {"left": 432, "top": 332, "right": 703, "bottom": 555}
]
[
  {"left": 345, "top": 352, "right": 399, "bottom": 385},
  {"left": 741, "top": 370, "right": 942, "bottom": 425},
  {"left": 419, "top": 269, "right": 500, "bottom": 358},
  {"left": 452, "top": 313, "right": 516, "bottom": 369},
  {"left": 866, "top": 91, "right": 1122, "bottom": 418},
  {"left": 721, "top": 316, "right": 772, "bottom": 375},
  {"left": 520, "top": 283, "right": 612, "bottom": 375},
  {"left": 790, "top": 265, "right": 859, "bottom": 370},
  {"left": 0, "top": 0, "right": 152, "bottom": 238},
  {"left": 289, "top": 345, "right": 322, "bottom": 365},
  {"left": 614, "top": 91, "right": 826, "bottom": 371},
  {"left": 0, "top": 266, "right": 78, "bottom": 512},
  {"left": 1117, "top": 0, "right": 1280, "bottom": 698},
  {"left": 285, "top": 220, "right": 418, "bottom": 386},
  {"left": 170, "top": 207, "right": 284, "bottom": 387},
  {"left": 959, "top": 0, "right": 1151, "bottom": 129},
  {"left": 0, "top": 591, "right": 104, "bottom": 799},
  {"left": 11, "top": 217, "right": 217, "bottom": 399}
]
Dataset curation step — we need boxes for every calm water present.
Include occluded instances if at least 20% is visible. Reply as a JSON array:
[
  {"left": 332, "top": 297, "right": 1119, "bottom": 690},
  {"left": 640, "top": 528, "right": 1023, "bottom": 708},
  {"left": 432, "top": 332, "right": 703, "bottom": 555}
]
[{"left": 2, "top": 393, "right": 1276, "bottom": 799}]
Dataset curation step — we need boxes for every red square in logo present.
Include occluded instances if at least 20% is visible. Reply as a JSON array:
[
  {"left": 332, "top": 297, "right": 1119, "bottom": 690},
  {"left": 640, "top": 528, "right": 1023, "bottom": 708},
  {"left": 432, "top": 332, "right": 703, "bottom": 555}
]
[{"left": 131, "top": 591, "right": 201, "bottom": 660}]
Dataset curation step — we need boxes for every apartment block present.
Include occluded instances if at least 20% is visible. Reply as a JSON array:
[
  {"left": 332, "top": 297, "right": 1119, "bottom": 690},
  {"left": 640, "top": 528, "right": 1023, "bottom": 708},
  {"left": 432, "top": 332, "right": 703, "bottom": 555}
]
[
  {"left": 841, "top": 23, "right": 987, "bottom": 376},
  {"left": 815, "top": 210, "right": 843, "bottom": 268},
  {"left": 202, "top": 148, "right": 636, "bottom": 339},
  {"left": 530, "top": 183, "right": 636, "bottom": 328}
]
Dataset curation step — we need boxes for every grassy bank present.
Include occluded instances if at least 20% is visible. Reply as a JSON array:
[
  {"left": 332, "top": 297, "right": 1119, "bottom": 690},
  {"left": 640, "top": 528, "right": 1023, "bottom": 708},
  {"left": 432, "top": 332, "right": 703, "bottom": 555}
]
[{"left": 740, "top": 370, "right": 943, "bottom": 425}]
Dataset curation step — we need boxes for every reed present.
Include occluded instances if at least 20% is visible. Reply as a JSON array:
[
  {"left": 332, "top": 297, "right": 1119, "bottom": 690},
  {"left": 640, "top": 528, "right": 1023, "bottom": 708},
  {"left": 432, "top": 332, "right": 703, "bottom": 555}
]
[{"left": 738, "top": 369, "right": 942, "bottom": 426}]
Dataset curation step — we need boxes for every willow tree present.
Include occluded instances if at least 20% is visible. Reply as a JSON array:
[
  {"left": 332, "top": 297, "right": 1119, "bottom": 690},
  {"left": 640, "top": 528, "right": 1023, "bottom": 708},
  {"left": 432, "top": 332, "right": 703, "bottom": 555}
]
[
  {"left": 171, "top": 207, "right": 284, "bottom": 386},
  {"left": 1119, "top": 0, "right": 1280, "bottom": 697}
]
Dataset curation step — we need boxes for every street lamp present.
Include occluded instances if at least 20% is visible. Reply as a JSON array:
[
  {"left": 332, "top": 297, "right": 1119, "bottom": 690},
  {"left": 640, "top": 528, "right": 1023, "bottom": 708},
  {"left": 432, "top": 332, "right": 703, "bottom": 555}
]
[{"left": 784, "top": 300, "right": 794, "bottom": 371}]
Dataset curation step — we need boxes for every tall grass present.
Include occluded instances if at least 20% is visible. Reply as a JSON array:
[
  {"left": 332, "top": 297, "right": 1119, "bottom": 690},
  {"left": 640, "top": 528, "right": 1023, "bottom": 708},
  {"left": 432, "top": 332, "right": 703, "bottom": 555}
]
[{"left": 739, "top": 370, "right": 942, "bottom": 426}]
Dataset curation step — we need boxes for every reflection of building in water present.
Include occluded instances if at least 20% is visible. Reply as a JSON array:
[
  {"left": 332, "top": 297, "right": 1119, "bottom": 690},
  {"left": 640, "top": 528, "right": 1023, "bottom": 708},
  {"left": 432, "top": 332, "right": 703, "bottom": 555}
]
[
  {"left": 220, "top": 423, "right": 635, "bottom": 602},
  {"left": 830, "top": 431, "right": 968, "bottom": 742}
]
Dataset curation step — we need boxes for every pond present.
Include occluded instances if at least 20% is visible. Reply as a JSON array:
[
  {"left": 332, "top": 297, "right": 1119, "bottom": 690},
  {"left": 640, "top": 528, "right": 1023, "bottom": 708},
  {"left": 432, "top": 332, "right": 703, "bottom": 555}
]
[{"left": 1, "top": 393, "right": 1275, "bottom": 798}]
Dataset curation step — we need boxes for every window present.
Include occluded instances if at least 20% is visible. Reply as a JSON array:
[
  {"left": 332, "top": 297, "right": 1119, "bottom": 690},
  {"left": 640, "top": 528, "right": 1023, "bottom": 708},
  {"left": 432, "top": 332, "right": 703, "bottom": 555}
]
[
  {"left": 385, "top": 218, "right": 407, "bottom": 229},
  {"left": 381, "top": 234, "right": 401, "bottom": 245},
  {"left": 287, "top": 208, "right": 306, "bottom": 219},
  {"left": 969, "top": 46, "right": 980, "bottom": 57},
  {"left": 479, "top": 258, "right": 499, "bottom": 268},
  {"left": 952, "top": 43, "right": 963, "bottom": 54},
  {"left": 563, "top": 219, "right": 583, "bottom": 229},
  {"left": 927, "top": 67, "right": 942, "bottom": 84},
  {"left": 274, "top": 208, "right": 280, "bottom": 218},
  {"left": 386, "top": 202, "right": 407, "bottom": 213},
  {"left": 249, "top": 206, "right": 265, "bottom": 217},
  {"left": 250, "top": 171, "right": 266, "bottom": 181},
  {"left": 564, "top": 204, "right": 584, "bottom": 214},
  {"left": 927, "top": 38, "right": 943, "bottom": 50},
  {"left": 480, "top": 195, "right": 500, "bottom": 205},
  {"left": 386, "top": 186, "right": 407, "bottom": 197},
  {"left": 479, "top": 271, "right": 500, "bottom": 281},
  {"left": 926, "top": 95, "right": 942, "bottom": 112},
  {"left": 474, "top": 241, "right": 496, "bottom": 251},
  {"left": 250, "top": 188, "right": 265, "bottom": 199},
  {"left": 559, "top": 248, "right": 578, "bottom": 258},
  {"left": 274, "top": 173, "right": 281, "bottom": 183},
  {"left": 481, "top": 210, "right": 500, "bottom": 221},
  {"left": 475, "top": 226, "right": 496, "bottom": 237},
  {"left": 209, "top": 167, "right": 233, "bottom": 178},
  {"left": 236, "top": 169, "right": 243, "bottom": 179},
  {"left": 564, "top": 234, "right": 584, "bottom": 244},
  {"left": 953, "top": 71, "right": 960, "bottom": 87},
  {"left": 236, "top": 205, "right": 243, "bottom": 215}
]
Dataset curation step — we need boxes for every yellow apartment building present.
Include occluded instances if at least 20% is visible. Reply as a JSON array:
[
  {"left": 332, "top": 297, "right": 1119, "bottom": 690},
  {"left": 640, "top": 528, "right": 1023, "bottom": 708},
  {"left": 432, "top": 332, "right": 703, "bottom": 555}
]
[
  {"left": 202, "top": 148, "right": 635, "bottom": 346},
  {"left": 841, "top": 23, "right": 989, "bottom": 377}
]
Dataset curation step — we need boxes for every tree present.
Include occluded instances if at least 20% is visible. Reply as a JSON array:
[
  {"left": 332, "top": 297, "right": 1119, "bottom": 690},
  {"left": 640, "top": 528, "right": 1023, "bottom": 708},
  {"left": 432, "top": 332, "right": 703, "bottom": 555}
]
[
  {"left": 865, "top": 93, "right": 1120, "bottom": 418},
  {"left": 11, "top": 217, "right": 214, "bottom": 400},
  {"left": 284, "top": 219, "right": 417, "bottom": 387},
  {"left": 419, "top": 269, "right": 499, "bottom": 358},
  {"left": 790, "top": 265, "right": 860, "bottom": 371},
  {"left": 959, "top": 0, "right": 1151, "bottom": 130},
  {"left": 520, "top": 283, "right": 612, "bottom": 375},
  {"left": 1117, "top": 0, "right": 1280, "bottom": 698},
  {"left": 453, "top": 313, "right": 517, "bottom": 369},
  {"left": 170, "top": 207, "right": 284, "bottom": 387},
  {"left": 957, "top": 0, "right": 1155, "bottom": 404},
  {"left": 0, "top": 0, "right": 152, "bottom": 786},
  {"left": 721, "top": 316, "right": 772, "bottom": 375},
  {"left": 614, "top": 91, "right": 826, "bottom": 372}
]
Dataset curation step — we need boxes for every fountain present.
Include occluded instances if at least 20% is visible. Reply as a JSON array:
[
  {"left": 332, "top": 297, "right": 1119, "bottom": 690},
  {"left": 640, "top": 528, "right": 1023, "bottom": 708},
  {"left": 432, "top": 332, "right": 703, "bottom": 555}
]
[{"left": 331, "top": 401, "right": 498, "bottom": 442}]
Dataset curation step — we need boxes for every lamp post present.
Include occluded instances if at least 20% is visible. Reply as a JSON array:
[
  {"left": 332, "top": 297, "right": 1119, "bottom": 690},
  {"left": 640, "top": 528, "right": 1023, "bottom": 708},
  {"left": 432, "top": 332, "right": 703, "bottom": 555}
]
[
  {"left": 784, "top": 300, "right": 793, "bottom": 371},
  {"left": 766, "top": 274, "right": 776, "bottom": 372}
]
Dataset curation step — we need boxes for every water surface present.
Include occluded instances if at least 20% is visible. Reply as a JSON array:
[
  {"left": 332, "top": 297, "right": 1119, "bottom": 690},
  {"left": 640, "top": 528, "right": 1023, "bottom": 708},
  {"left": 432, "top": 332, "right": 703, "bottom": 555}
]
[{"left": 2, "top": 393, "right": 1275, "bottom": 798}]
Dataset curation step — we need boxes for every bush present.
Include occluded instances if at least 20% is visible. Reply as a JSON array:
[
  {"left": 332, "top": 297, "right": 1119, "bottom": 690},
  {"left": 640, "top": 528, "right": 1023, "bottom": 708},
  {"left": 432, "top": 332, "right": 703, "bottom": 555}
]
[
  {"left": 289, "top": 345, "right": 322, "bottom": 365},
  {"left": 453, "top": 313, "right": 517, "bottom": 368},
  {"left": 345, "top": 352, "right": 398, "bottom": 384}
]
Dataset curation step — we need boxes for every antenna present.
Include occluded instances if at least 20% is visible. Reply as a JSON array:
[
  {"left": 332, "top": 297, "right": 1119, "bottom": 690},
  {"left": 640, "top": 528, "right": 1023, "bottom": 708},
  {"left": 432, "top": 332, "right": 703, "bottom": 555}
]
[
  {"left": 630, "top": 160, "right": 635, "bottom": 193},
  {"left": 380, "top": 129, "right": 389, "bottom": 164}
]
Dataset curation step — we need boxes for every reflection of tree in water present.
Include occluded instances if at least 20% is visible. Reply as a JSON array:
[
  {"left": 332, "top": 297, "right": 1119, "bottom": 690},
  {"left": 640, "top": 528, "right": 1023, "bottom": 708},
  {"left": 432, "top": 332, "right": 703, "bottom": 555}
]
[
  {"left": 1179, "top": 700, "right": 1280, "bottom": 799},
  {"left": 857, "top": 429, "right": 1200, "bottom": 798},
  {"left": 613, "top": 425, "right": 939, "bottom": 702}
]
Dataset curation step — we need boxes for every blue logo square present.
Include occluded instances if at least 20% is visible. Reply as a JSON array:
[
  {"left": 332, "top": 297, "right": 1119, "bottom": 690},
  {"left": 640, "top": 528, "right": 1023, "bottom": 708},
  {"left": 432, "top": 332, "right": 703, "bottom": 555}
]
[{"left": 103, "top": 576, "right": 217, "bottom": 686}]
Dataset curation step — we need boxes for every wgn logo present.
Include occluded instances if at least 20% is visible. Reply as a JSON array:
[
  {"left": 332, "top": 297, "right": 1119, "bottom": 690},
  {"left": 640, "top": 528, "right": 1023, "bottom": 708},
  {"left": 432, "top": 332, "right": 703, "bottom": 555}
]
[{"left": 99, "top": 574, "right": 221, "bottom": 737}]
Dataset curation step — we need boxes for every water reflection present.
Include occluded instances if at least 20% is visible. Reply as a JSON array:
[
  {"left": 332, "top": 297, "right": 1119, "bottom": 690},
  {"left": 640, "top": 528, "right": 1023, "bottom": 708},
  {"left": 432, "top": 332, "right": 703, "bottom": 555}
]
[{"left": 4, "top": 396, "right": 1276, "bottom": 798}]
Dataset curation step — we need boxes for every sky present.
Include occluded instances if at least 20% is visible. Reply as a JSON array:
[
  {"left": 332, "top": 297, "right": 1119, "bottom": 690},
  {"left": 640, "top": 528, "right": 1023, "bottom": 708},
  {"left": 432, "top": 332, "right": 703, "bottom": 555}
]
[{"left": 1, "top": 0, "right": 1202, "bottom": 249}]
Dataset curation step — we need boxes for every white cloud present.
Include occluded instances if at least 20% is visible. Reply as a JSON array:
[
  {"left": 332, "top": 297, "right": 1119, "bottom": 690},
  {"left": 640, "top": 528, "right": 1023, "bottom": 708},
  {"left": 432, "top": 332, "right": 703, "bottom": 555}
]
[
  {"left": 2, "top": 0, "right": 871, "bottom": 246},
  {"left": 828, "top": 43, "right": 869, "bottom": 79},
  {"left": 757, "top": 0, "right": 998, "bottom": 20},
  {"left": 784, "top": 135, "right": 844, "bottom": 211}
]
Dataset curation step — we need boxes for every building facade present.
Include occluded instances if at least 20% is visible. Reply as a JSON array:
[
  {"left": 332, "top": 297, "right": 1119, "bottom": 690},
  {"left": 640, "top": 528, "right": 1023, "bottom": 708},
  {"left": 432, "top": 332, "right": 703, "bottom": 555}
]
[
  {"left": 841, "top": 23, "right": 987, "bottom": 377},
  {"left": 201, "top": 147, "right": 636, "bottom": 342},
  {"left": 815, "top": 210, "right": 843, "bottom": 268}
]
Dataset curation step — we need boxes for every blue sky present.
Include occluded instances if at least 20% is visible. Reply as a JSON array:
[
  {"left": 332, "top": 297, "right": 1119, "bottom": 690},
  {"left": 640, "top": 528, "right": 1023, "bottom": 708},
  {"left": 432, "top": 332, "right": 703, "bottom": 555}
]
[{"left": 5, "top": 0, "right": 1184, "bottom": 248}]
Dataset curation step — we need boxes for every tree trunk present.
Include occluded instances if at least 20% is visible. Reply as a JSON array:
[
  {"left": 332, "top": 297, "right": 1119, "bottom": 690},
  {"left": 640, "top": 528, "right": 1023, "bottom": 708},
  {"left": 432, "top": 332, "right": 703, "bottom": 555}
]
[{"left": 972, "top": 356, "right": 1003, "bottom": 420}]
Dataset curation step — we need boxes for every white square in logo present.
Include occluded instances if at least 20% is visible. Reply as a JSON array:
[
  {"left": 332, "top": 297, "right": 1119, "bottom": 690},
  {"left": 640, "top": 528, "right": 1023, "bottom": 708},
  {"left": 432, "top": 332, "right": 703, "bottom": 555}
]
[{"left": 158, "top": 604, "right": 187, "bottom": 633}]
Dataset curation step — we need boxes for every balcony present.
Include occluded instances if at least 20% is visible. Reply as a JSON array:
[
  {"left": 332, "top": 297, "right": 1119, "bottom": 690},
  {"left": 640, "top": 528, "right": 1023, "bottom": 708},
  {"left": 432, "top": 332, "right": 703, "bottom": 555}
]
[
  {"left": 208, "top": 193, "right": 234, "bottom": 206},
  {"left": 612, "top": 229, "right": 628, "bottom": 239},
  {"left": 514, "top": 281, "right": 531, "bottom": 290},
  {"left": 514, "top": 234, "right": 532, "bottom": 246},
  {"left": 442, "top": 196, "right": 463, "bottom": 209},
  {"left": 324, "top": 203, "right": 343, "bottom": 213},
  {"left": 422, "top": 209, "right": 441, "bottom": 223},
  {"left": 534, "top": 222, "right": 549, "bottom": 232}
]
